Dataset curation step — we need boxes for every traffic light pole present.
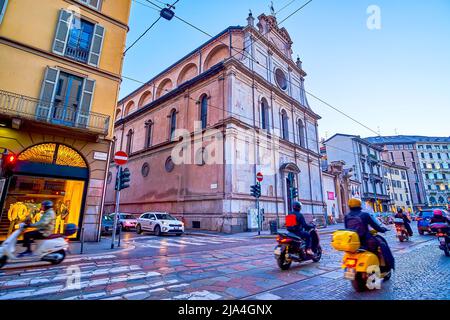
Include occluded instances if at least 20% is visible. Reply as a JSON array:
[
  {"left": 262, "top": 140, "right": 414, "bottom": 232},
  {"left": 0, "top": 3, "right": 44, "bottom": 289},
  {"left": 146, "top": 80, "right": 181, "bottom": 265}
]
[
  {"left": 256, "top": 196, "right": 260, "bottom": 236},
  {"left": 111, "top": 166, "right": 121, "bottom": 249}
]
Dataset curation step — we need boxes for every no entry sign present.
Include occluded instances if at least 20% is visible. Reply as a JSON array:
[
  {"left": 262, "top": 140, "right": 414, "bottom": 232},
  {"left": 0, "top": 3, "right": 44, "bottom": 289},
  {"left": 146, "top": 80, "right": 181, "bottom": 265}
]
[
  {"left": 114, "top": 151, "right": 128, "bottom": 166},
  {"left": 256, "top": 172, "right": 263, "bottom": 182}
]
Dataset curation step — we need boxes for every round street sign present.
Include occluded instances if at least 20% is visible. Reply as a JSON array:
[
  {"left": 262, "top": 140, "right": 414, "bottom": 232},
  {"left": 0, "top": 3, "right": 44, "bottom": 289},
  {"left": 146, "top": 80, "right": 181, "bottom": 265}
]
[
  {"left": 114, "top": 151, "right": 128, "bottom": 166},
  {"left": 256, "top": 172, "right": 263, "bottom": 182}
]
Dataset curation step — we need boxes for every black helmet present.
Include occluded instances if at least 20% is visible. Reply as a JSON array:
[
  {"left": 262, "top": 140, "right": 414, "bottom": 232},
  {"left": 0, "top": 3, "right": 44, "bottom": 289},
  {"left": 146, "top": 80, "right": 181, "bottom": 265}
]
[
  {"left": 292, "top": 201, "right": 302, "bottom": 212},
  {"left": 397, "top": 207, "right": 403, "bottom": 214}
]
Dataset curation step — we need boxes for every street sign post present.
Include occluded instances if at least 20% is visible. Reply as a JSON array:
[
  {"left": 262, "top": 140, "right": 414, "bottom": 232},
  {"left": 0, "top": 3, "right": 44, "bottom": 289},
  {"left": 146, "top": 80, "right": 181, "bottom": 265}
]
[{"left": 111, "top": 151, "right": 129, "bottom": 249}]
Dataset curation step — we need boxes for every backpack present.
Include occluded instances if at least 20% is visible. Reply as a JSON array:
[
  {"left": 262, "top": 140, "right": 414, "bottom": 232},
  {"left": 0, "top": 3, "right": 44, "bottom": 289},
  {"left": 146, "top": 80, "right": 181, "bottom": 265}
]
[{"left": 345, "top": 213, "right": 366, "bottom": 239}]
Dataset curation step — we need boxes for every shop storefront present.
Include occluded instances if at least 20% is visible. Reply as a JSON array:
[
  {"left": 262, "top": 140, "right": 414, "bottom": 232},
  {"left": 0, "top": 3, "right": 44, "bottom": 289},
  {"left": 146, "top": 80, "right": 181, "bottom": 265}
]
[{"left": 0, "top": 143, "right": 88, "bottom": 241}]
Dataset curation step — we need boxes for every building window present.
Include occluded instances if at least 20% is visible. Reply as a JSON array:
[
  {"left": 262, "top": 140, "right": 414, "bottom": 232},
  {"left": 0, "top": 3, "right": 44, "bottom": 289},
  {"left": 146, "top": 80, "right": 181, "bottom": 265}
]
[
  {"left": 297, "top": 119, "right": 306, "bottom": 148},
  {"left": 281, "top": 110, "right": 289, "bottom": 140},
  {"left": 261, "top": 99, "right": 270, "bottom": 130},
  {"left": 126, "top": 129, "right": 133, "bottom": 154},
  {"left": 145, "top": 120, "right": 153, "bottom": 148},
  {"left": 200, "top": 95, "right": 208, "bottom": 129},
  {"left": 0, "top": 0, "right": 8, "bottom": 25},
  {"left": 169, "top": 109, "right": 176, "bottom": 141},
  {"left": 165, "top": 156, "right": 175, "bottom": 172},
  {"left": 77, "top": 0, "right": 102, "bottom": 10},
  {"left": 141, "top": 163, "right": 150, "bottom": 177},
  {"left": 275, "top": 68, "right": 288, "bottom": 91},
  {"left": 65, "top": 17, "right": 95, "bottom": 63}
]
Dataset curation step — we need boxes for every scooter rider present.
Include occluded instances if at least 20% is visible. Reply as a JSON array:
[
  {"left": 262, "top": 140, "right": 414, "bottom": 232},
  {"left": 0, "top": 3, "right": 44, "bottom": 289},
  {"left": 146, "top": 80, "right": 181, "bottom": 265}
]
[
  {"left": 19, "top": 200, "right": 56, "bottom": 257},
  {"left": 395, "top": 208, "right": 413, "bottom": 236},
  {"left": 345, "top": 198, "right": 395, "bottom": 271},
  {"left": 287, "top": 201, "right": 314, "bottom": 255},
  {"left": 430, "top": 209, "right": 450, "bottom": 225}
]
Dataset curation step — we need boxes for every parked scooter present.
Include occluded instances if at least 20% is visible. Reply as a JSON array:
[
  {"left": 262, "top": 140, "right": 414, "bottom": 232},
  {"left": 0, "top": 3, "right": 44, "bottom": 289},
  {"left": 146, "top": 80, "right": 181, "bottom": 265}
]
[
  {"left": 274, "top": 220, "right": 322, "bottom": 270},
  {"left": 332, "top": 229, "right": 392, "bottom": 292},
  {"left": 0, "top": 223, "right": 77, "bottom": 269},
  {"left": 394, "top": 218, "right": 409, "bottom": 242},
  {"left": 430, "top": 223, "right": 450, "bottom": 257}
]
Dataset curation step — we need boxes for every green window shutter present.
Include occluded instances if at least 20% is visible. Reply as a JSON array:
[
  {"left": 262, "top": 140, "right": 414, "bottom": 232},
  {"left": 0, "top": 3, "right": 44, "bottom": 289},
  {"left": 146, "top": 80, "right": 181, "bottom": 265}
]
[
  {"left": 76, "top": 78, "right": 96, "bottom": 128},
  {"left": 0, "top": 0, "right": 8, "bottom": 25},
  {"left": 52, "top": 9, "right": 73, "bottom": 56},
  {"left": 37, "top": 67, "right": 60, "bottom": 121},
  {"left": 88, "top": 24, "right": 105, "bottom": 67}
]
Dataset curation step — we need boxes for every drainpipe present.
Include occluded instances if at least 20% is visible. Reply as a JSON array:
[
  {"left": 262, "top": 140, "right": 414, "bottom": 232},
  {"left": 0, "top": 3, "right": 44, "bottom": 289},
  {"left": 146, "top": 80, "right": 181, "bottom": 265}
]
[
  {"left": 96, "top": 139, "right": 113, "bottom": 242},
  {"left": 303, "top": 112, "right": 314, "bottom": 221}
]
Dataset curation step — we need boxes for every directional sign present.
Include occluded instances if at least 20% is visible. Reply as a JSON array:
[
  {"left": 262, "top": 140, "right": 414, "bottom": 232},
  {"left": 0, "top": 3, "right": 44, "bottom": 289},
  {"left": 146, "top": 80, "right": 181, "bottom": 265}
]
[
  {"left": 114, "top": 151, "right": 128, "bottom": 166},
  {"left": 256, "top": 172, "right": 263, "bottom": 182}
]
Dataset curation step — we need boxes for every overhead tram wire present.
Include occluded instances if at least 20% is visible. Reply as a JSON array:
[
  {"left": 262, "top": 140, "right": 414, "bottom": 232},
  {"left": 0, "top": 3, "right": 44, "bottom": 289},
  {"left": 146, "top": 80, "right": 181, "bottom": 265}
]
[
  {"left": 120, "top": 75, "right": 366, "bottom": 158},
  {"left": 124, "top": 0, "right": 180, "bottom": 55},
  {"left": 275, "top": 0, "right": 300, "bottom": 15}
]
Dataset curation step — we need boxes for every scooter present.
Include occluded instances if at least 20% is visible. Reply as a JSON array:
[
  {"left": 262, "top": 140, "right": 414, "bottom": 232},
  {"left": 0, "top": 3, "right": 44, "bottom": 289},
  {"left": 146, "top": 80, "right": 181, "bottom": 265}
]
[
  {"left": 331, "top": 229, "right": 392, "bottom": 292},
  {"left": 274, "top": 220, "right": 322, "bottom": 270},
  {"left": 394, "top": 218, "right": 409, "bottom": 242},
  {"left": 0, "top": 223, "right": 77, "bottom": 269},
  {"left": 430, "top": 223, "right": 450, "bottom": 257}
]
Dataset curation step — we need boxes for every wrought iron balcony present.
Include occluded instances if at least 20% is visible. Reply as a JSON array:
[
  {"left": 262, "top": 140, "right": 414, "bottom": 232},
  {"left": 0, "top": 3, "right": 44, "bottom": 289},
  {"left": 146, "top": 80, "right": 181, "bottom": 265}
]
[
  {"left": 0, "top": 90, "right": 110, "bottom": 135},
  {"left": 65, "top": 45, "right": 90, "bottom": 63}
]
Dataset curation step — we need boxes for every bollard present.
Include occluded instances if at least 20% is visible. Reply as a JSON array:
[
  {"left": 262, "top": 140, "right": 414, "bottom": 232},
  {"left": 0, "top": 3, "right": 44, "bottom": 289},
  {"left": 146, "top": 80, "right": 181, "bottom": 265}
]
[{"left": 80, "top": 226, "right": 85, "bottom": 254}]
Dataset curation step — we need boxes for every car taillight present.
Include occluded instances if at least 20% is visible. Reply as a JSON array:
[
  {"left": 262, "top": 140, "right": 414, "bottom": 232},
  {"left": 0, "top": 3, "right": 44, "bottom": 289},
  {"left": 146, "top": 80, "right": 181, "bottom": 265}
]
[
  {"left": 280, "top": 238, "right": 292, "bottom": 243},
  {"left": 416, "top": 218, "right": 422, "bottom": 221},
  {"left": 437, "top": 233, "right": 445, "bottom": 237},
  {"left": 345, "top": 258, "right": 357, "bottom": 268}
]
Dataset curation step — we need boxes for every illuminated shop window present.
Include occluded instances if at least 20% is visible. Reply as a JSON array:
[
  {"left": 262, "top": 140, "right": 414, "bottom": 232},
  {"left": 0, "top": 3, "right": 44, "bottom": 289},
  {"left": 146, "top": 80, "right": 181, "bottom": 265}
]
[{"left": 18, "top": 143, "right": 87, "bottom": 168}]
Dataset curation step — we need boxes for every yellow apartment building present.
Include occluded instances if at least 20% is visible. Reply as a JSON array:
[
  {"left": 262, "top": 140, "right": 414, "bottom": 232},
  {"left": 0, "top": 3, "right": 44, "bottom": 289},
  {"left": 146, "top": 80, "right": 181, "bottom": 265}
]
[{"left": 0, "top": 0, "right": 131, "bottom": 241}]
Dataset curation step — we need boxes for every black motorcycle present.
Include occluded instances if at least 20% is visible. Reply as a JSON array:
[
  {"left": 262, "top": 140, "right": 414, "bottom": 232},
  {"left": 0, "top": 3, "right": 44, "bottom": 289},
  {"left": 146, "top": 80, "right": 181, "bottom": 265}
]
[
  {"left": 274, "top": 223, "right": 322, "bottom": 270},
  {"left": 430, "top": 223, "right": 450, "bottom": 257}
]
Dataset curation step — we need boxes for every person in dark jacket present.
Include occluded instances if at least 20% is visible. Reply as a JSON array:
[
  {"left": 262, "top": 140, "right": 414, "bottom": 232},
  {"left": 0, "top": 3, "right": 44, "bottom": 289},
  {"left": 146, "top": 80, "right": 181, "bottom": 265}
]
[
  {"left": 394, "top": 208, "right": 413, "bottom": 236},
  {"left": 344, "top": 198, "right": 395, "bottom": 271},
  {"left": 287, "top": 201, "right": 314, "bottom": 255}
]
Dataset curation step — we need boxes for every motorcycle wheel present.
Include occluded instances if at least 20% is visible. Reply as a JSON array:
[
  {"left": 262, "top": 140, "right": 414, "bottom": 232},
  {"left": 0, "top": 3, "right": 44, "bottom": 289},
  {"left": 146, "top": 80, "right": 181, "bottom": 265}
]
[
  {"left": 351, "top": 272, "right": 368, "bottom": 292},
  {"left": 444, "top": 245, "right": 450, "bottom": 257},
  {"left": 399, "top": 236, "right": 404, "bottom": 242},
  {"left": 277, "top": 252, "right": 292, "bottom": 270},
  {"left": 0, "top": 256, "right": 7, "bottom": 269},
  {"left": 312, "top": 246, "right": 322, "bottom": 262},
  {"left": 50, "top": 250, "right": 66, "bottom": 265},
  {"left": 418, "top": 229, "right": 424, "bottom": 235}
]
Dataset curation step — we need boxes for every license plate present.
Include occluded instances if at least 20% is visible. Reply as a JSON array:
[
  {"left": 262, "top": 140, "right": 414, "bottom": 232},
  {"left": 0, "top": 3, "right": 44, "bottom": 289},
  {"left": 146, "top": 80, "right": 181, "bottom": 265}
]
[
  {"left": 274, "top": 247, "right": 282, "bottom": 256},
  {"left": 344, "top": 268, "right": 356, "bottom": 280},
  {"left": 173, "top": 226, "right": 180, "bottom": 230}
]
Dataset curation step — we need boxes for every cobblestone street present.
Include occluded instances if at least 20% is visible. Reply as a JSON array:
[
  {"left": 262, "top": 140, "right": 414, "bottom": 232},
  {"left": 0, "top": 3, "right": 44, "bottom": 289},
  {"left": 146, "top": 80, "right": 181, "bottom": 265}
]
[{"left": 0, "top": 222, "right": 448, "bottom": 300}]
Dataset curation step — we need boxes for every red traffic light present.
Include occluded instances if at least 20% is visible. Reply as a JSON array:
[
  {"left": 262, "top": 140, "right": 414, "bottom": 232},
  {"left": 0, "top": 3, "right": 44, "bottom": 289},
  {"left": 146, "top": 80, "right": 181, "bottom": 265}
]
[{"left": 6, "top": 154, "right": 16, "bottom": 164}]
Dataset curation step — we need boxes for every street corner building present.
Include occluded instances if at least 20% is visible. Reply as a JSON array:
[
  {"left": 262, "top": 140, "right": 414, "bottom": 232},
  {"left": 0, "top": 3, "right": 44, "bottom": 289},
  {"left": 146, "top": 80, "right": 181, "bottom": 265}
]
[
  {"left": 105, "top": 12, "right": 326, "bottom": 233},
  {"left": 0, "top": 0, "right": 132, "bottom": 241}
]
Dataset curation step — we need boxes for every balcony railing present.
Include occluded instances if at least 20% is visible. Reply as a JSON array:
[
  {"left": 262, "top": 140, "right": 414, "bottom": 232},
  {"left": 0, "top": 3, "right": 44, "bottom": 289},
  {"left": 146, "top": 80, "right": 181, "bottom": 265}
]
[
  {"left": 65, "top": 45, "right": 90, "bottom": 63},
  {"left": 0, "top": 90, "right": 110, "bottom": 135}
]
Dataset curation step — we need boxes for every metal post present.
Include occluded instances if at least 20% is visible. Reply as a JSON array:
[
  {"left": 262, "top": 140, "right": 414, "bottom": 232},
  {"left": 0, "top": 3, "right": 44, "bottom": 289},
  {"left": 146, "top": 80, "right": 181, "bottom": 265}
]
[
  {"left": 257, "top": 197, "right": 260, "bottom": 236},
  {"left": 117, "top": 222, "right": 121, "bottom": 247},
  {"left": 80, "top": 226, "right": 85, "bottom": 254},
  {"left": 111, "top": 166, "right": 121, "bottom": 249}
]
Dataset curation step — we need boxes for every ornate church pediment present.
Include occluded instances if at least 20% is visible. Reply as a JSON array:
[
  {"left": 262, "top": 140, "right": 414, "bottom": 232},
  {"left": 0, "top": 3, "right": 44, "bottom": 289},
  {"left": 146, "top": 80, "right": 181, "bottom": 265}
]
[{"left": 256, "top": 14, "right": 293, "bottom": 56}]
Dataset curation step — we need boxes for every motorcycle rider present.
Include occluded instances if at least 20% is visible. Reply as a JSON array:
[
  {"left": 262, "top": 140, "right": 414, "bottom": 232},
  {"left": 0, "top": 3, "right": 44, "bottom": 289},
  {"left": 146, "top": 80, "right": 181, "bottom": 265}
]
[
  {"left": 344, "top": 198, "right": 395, "bottom": 271},
  {"left": 287, "top": 201, "right": 314, "bottom": 255},
  {"left": 430, "top": 209, "right": 450, "bottom": 225},
  {"left": 394, "top": 208, "right": 413, "bottom": 236},
  {"left": 19, "top": 200, "right": 56, "bottom": 257}
]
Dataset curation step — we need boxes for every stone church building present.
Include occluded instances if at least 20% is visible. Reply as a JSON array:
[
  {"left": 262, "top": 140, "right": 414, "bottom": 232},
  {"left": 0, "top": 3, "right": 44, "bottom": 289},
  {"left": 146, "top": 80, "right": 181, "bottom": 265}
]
[{"left": 105, "top": 12, "right": 326, "bottom": 232}]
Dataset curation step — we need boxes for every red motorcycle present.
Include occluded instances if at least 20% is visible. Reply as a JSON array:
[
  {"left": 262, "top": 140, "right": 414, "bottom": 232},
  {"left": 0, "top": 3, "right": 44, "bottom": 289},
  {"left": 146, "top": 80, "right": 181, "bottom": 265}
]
[{"left": 394, "top": 218, "right": 409, "bottom": 242}]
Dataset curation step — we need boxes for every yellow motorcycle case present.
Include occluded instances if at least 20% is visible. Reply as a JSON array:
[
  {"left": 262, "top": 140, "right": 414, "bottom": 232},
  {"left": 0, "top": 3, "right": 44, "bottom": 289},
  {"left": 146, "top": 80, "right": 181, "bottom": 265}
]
[{"left": 331, "top": 230, "right": 361, "bottom": 253}]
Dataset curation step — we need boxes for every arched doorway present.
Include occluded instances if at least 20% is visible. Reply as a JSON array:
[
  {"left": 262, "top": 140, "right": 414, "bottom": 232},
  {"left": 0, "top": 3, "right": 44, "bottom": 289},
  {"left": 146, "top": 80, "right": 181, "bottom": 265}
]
[
  {"left": 0, "top": 143, "right": 89, "bottom": 240},
  {"left": 280, "top": 162, "right": 300, "bottom": 214}
]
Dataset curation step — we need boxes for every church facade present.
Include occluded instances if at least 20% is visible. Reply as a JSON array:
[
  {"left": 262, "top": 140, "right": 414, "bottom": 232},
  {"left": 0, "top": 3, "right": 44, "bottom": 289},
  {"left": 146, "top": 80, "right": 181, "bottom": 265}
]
[{"left": 105, "top": 12, "right": 326, "bottom": 232}]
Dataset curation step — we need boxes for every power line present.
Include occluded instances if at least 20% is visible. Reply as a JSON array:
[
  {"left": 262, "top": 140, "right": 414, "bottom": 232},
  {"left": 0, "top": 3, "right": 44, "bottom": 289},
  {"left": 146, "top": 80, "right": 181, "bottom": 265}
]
[
  {"left": 124, "top": 16, "right": 162, "bottom": 55},
  {"left": 279, "top": 0, "right": 313, "bottom": 24},
  {"left": 275, "top": 0, "right": 299, "bottom": 15}
]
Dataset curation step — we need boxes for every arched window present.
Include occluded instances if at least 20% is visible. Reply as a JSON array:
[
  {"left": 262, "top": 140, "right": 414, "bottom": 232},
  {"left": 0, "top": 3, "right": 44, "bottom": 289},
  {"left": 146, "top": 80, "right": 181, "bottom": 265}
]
[
  {"left": 145, "top": 120, "right": 153, "bottom": 148},
  {"left": 126, "top": 129, "right": 133, "bottom": 154},
  {"left": 200, "top": 95, "right": 208, "bottom": 129},
  {"left": 169, "top": 109, "right": 177, "bottom": 141},
  {"left": 261, "top": 99, "right": 270, "bottom": 130},
  {"left": 281, "top": 110, "right": 289, "bottom": 140},
  {"left": 297, "top": 119, "right": 306, "bottom": 148}
]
